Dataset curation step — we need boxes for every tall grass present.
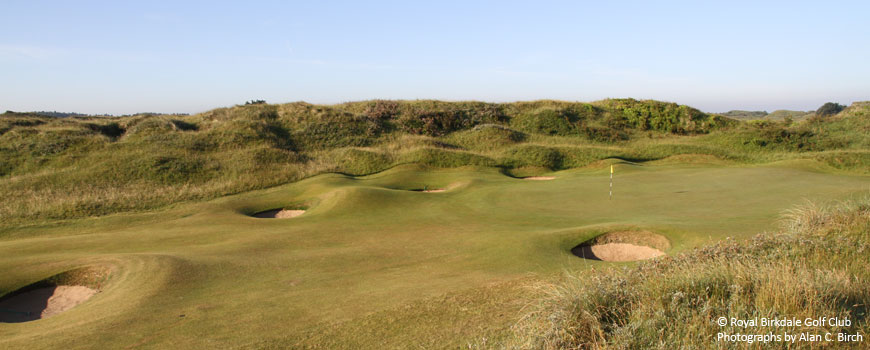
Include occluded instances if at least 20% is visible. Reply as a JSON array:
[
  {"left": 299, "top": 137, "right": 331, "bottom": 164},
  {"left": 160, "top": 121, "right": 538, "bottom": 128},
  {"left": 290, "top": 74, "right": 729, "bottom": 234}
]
[
  {"left": 1, "top": 100, "right": 868, "bottom": 228},
  {"left": 506, "top": 196, "right": 870, "bottom": 349}
]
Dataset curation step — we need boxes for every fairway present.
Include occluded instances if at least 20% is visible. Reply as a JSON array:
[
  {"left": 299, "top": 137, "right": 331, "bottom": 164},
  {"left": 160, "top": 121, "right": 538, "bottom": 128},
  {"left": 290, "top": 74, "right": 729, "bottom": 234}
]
[{"left": 1, "top": 162, "right": 867, "bottom": 349}]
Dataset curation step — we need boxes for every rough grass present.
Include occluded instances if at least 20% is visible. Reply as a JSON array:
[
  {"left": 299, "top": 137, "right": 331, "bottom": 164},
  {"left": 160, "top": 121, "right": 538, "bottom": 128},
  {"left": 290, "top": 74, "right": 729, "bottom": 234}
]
[
  {"left": 507, "top": 196, "right": 870, "bottom": 349},
  {"left": 1, "top": 99, "right": 868, "bottom": 229}
]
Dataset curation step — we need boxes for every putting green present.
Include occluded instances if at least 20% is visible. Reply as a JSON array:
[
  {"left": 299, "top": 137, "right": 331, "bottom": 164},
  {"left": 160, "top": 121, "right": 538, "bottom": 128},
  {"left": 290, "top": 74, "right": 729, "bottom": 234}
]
[{"left": 0, "top": 162, "right": 867, "bottom": 349}]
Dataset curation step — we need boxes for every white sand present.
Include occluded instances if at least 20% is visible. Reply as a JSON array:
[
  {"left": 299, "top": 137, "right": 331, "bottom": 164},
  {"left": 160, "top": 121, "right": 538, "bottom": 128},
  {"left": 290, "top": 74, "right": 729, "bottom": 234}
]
[{"left": 523, "top": 176, "right": 555, "bottom": 180}]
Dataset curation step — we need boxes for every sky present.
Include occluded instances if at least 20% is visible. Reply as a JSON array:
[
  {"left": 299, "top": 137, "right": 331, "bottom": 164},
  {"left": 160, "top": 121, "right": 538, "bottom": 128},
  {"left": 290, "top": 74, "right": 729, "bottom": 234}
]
[{"left": 1, "top": 1, "right": 868, "bottom": 115}]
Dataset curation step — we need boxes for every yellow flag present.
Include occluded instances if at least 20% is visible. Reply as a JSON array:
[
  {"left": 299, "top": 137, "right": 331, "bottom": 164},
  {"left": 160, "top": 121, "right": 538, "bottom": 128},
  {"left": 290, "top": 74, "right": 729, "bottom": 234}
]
[{"left": 610, "top": 164, "right": 613, "bottom": 174}]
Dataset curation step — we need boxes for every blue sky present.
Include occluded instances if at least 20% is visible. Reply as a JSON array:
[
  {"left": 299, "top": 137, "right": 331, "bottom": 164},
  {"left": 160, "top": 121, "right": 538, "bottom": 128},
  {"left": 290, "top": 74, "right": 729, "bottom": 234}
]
[{"left": 1, "top": 1, "right": 868, "bottom": 114}]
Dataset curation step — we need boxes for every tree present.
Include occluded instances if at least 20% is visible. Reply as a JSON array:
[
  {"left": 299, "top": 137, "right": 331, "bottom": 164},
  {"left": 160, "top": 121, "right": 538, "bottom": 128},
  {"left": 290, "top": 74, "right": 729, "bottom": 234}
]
[{"left": 815, "top": 102, "right": 846, "bottom": 117}]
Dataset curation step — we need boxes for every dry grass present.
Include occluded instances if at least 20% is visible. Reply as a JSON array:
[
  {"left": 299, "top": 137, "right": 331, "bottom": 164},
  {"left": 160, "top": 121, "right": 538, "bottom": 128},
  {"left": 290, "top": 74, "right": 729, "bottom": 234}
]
[
  {"left": 506, "top": 196, "right": 870, "bottom": 349},
  {"left": 2, "top": 100, "right": 868, "bottom": 229}
]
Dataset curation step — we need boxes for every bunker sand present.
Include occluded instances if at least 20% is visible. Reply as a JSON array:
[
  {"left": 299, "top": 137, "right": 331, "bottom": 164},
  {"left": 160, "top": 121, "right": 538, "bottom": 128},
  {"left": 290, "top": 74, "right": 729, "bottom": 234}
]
[
  {"left": 0, "top": 285, "right": 97, "bottom": 323},
  {"left": 253, "top": 209, "right": 306, "bottom": 218},
  {"left": 572, "top": 230, "right": 670, "bottom": 262},
  {"left": 573, "top": 243, "right": 665, "bottom": 262}
]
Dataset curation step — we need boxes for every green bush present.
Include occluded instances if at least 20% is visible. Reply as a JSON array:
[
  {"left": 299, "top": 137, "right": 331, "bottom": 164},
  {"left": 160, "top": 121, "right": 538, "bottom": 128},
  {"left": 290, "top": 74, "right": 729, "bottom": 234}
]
[
  {"left": 580, "top": 125, "right": 629, "bottom": 142},
  {"left": 400, "top": 148, "right": 495, "bottom": 168},
  {"left": 510, "top": 108, "right": 577, "bottom": 136},
  {"left": 292, "top": 113, "right": 386, "bottom": 150},
  {"left": 362, "top": 100, "right": 401, "bottom": 120},
  {"left": 447, "top": 124, "right": 526, "bottom": 151},
  {"left": 596, "top": 98, "right": 721, "bottom": 134},
  {"left": 394, "top": 101, "right": 507, "bottom": 136},
  {"left": 500, "top": 145, "right": 565, "bottom": 169},
  {"left": 816, "top": 102, "right": 846, "bottom": 117}
]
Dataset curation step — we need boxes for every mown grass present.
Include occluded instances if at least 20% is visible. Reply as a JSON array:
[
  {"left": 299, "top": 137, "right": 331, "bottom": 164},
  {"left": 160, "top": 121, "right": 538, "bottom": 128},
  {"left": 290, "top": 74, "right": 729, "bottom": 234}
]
[
  {"left": 0, "top": 159, "right": 867, "bottom": 348},
  {"left": 506, "top": 196, "right": 870, "bottom": 349}
]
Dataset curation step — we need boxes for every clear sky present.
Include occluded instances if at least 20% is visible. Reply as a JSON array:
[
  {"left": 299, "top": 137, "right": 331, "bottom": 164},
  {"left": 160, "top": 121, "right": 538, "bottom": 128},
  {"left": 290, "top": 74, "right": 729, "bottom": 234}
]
[{"left": 2, "top": 0, "right": 868, "bottom": 115}]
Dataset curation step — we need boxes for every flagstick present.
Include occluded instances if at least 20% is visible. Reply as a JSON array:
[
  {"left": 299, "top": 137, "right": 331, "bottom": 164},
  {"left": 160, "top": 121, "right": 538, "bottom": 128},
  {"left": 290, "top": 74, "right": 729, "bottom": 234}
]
[{"left": 609, "top": 164, "right": 613, "bottom": 200}]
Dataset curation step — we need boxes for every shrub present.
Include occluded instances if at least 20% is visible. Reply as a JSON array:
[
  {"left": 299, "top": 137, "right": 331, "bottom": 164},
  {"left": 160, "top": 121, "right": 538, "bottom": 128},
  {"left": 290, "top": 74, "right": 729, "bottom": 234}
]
[
  {"left": 816, "top": 102, "right": 846, "bottom": 117},
  {"left": 84, "top": 122, "right": 125, "bottom": 139},
  {"left": 501, "top": 145, "right": 565, "bottom": 169},
  {"left": 363, "top": 100, "right": 401, "bottom": 120},
  {"left": 581, "top": 125, "right": 629, "bottom": 143},
  {"left": 447, "top": 124, "right": 526, "bottom": 151},
  {"left": 510, "top": 108, "right": 577, "bottom": 136},
  {"left": 596, "top": 98, "right": 718, "bottom": 134},
  {"left": 395, "top": 102, "right": 507, "bottom": 136},
  {"left": 398, "top": 110, "right": 462, "bottom": 136},
  {"left": 400, "top": 148, "right": 495, "bottom": 168},
  {"left": 293, "top": 113, "right": 386, "bottom": 150}
]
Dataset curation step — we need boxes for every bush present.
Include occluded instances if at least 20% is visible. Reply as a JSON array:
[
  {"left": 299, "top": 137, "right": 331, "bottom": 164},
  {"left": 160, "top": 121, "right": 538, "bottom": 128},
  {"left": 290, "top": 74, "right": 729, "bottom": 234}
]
[
  {"left": 395, "top": 102, "right": 507, "bottom": 136},
  {"left": 400, "top": 148, "right": 495, "bottom": 168},
  {"left": 816, "top": 102, "right": 846, "bottom": 117},
  {"left": 596, "top": 98, "right": 719, "bottom": 134},
  {"left": 510, "top": 108, "right": 577, "bottom": 136},
  {"left": 363, "top": 100, "right": 401, "bottom": 120},
  {"left": 447, "top": 124, "right": 526, "bottom": 151},
  {"left": 84, "top": 122, "right": 125, "bottom": 139},
  {"left": 293, "top": 113, "right": 386, "bottom": 150},
  {"left": 501, "top": 145, "right": 565, "bottom": 169},
  {"left": 581, "top": 125, "right": 629, "bottom": 142},
  {"left": 398, "top": 110, "right": 462, "bottom": 136},
  {"left": 736, "top": 121, "right": 845, "bottom": 151}
]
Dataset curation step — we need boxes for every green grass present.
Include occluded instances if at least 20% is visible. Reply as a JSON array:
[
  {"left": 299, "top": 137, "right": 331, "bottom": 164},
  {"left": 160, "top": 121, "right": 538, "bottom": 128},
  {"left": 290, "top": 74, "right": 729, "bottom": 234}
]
[
  {"left": 0, "top": 162, "right": 867, "bottom": 349},
  {"left": 1, "top": 99, "right": 869, "bottom": 349},
  {"left": 1, "top": 99, "right": 868, "bottom": 228}
]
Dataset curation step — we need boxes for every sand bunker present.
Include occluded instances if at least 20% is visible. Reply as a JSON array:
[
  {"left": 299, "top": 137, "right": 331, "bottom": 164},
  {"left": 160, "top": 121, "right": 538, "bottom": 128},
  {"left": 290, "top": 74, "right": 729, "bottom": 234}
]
[
  {"left": 571, "top": 230, "right": 669, "bottom": 262},
  {"left": 411, "top": 188, "right": 446, "bottom": 193},
  {"left": 573, "top": 243, "right": 664, "bottom": 262},
  {"left": 523, "top": 176, "right": 555, "bottom": 180},
  {"left": 410, "top": 182, "right": 462, "bottom": 193},
  {"left": 253, "top": 209, "right": 306, "bottom": 218},
  {"left": 0, "top": 285, "right": 98, "bottom": 323}
]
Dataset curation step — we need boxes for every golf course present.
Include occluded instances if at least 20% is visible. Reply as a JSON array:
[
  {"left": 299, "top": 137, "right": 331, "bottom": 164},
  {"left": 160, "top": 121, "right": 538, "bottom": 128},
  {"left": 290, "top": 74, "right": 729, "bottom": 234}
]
[{"left": 1, "top": 99, "right": 869, "bottom": 349}]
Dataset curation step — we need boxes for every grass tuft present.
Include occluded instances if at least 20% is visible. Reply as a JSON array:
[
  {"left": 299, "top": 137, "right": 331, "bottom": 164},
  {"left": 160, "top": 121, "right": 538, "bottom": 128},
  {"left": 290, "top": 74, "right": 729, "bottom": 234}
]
[{"left": 507, "top": 196, "right": 870, "bottom": 349}]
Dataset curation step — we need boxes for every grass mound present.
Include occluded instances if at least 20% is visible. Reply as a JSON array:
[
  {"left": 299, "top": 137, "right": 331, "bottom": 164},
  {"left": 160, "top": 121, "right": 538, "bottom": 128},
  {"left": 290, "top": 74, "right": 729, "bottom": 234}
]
[{"left": 509, "top": 198, "right": 870, "bottom": 349}]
